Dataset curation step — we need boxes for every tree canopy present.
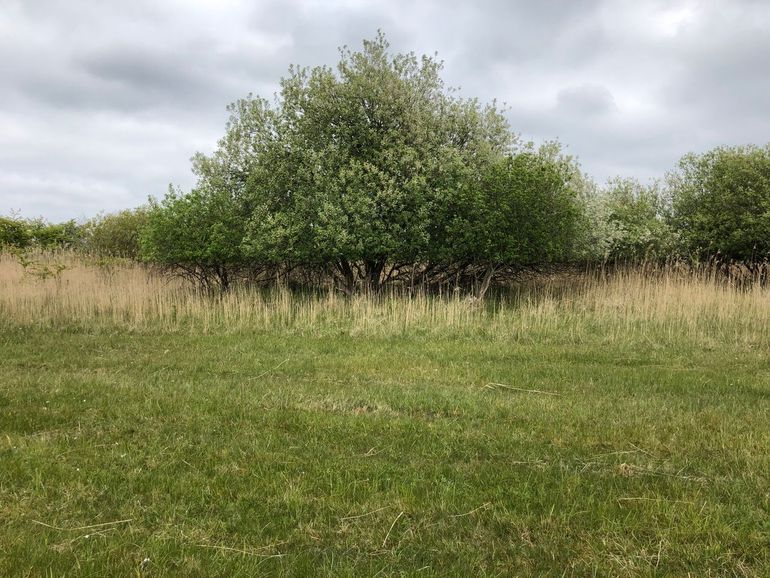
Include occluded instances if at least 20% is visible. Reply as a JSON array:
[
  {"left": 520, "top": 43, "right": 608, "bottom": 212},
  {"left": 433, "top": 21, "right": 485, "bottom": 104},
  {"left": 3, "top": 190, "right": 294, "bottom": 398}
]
[
  {"left": 140, "top": 33, "right": 585, "bottom": 293},
  {"left": 668, "top": 145, "right": 770, "bottom": 262}
]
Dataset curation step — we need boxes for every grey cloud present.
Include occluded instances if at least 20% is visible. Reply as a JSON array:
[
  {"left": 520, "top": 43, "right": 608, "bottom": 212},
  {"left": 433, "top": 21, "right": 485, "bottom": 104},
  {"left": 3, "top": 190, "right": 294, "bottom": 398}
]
[
  {"left": 668, "top": 35, "right": 770, "bottom": 114},
  {"left": 80, "top": 49, "right": 205, "bottom": 93},
  {"left": 556, "top": 84, "right": 618, "bottom": 116},
  {"left": 1, "top": 0, "right": 770, "bottom": 220}
]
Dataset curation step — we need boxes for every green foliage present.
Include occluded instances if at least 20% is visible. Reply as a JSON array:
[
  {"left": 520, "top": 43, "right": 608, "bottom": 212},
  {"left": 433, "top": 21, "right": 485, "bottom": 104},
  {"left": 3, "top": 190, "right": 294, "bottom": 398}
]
[
  {"left": 581, "top": 178, "right": 674, "bottom": 262},
  {"left": 133, "top": 33, "right": 770, "bottom": 286},
  {"left": 143, "top": 33, "right": 587, "bottom": 293},
  {"left": 242, "top": 33, "right": 514, "bottom": 291},
  {"left": 668, "top": 144, "right": 770, "bottom": 261},
  {"left": 82, "top": 208, "right": 148, "bottom": 259},
  {"left": 0, "top": 215, "right": 82, "bottom": 250},
  {"left": 0, "top": 216, "right": 31, "bottom": 248},
  {"left": 139, "top": 94, "right": 279, "bottom": 290},
  {"left": 140, "top": 186, "right": 249, "bottom": 290},
  {"left": 28, "top": 218, "right": 82, "bottom": 248},
  {"left": 442, "top": 144, "right": 584, "bottom": 268}
]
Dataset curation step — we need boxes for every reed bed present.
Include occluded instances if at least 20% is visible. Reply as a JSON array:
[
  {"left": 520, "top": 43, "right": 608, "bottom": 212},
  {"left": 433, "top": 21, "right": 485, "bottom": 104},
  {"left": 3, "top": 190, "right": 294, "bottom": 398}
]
[{"left": 1, "top": 250, "right": 769, "bottom": 344}]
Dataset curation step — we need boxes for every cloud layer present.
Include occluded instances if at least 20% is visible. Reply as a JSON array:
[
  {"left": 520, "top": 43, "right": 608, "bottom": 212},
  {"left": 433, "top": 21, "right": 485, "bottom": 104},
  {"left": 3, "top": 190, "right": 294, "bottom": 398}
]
[{"left": 2, "top": 0, "right": 769, "bottom": 220}]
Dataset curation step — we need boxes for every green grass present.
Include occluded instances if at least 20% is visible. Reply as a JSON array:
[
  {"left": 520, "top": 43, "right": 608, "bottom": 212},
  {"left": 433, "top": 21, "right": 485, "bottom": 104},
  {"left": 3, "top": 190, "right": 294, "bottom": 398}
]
[{"left": 1, "top": 324, "right": 768, "bottom": 576}]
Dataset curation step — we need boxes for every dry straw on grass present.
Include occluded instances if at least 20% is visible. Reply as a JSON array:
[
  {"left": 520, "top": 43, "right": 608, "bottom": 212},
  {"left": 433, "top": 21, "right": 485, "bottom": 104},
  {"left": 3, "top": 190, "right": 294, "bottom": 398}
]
[{"left": 1, "top": 250, "right": 769, "bottom": 343}]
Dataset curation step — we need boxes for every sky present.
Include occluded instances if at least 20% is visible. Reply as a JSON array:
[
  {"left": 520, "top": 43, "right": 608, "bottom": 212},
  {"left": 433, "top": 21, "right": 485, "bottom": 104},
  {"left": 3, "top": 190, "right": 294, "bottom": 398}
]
[{"left": 2, "top": 0, "right": 769, "bottom": 222}]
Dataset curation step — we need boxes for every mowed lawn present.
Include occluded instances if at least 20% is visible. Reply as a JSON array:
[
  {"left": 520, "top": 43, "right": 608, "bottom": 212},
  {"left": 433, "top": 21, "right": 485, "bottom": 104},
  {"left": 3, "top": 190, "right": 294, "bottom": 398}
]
[{"left": 1, "top": 327, "right": 769, "bottom": 576}]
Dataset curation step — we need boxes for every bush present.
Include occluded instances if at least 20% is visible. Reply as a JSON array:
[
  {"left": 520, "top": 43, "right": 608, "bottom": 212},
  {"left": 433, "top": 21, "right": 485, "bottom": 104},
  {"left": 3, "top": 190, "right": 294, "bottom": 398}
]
[
  {"left": 83, "top": 208, "right": 148, "bottom": 259},
  {"left": 0, "top": 216, "right": 82, "bottom": 250},
  {"left": 140, "top": 187, "right": 249, "bottom": 291},
  {"left": 668, "top": 145, "right": 770, "bottom": 261},
  {"left": 29, "top": 219, "right": 82, "bottom": 249},
  {"left": 0, "top": 217, "right": 31, "bottom": 248},
  {"left": 435, "top": 144, "right": 585, "bottom": 294},
  {"left": 581, "top": 178, "right": 673, "bottom": 262},
  {"left": 143, "top": 33, "right": 584, "bottom": 294}
]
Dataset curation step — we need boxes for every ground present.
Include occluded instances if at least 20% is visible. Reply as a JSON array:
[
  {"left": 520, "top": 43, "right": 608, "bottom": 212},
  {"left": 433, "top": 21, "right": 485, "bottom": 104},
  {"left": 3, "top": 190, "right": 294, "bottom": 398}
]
[{"left": 1, "top": 326, "right": 768, "bottom": 576}]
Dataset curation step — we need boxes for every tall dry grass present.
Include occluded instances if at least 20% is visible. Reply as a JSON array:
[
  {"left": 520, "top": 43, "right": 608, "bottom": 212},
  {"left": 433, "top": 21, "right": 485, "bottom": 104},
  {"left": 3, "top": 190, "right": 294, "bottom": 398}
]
[{"left": 1, "top": 250, "right": 769, "bottom": 344}]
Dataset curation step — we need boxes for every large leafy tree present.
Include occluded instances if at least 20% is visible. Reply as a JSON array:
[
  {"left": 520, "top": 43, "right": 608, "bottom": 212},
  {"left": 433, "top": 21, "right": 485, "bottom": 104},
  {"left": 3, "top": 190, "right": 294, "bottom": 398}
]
[
  {"left": 243, "top": 33, "right": 512, "bottom": 292},
  {"left": 668, "top": 145, "right": 770, "bottom": 261},
  {"left": 142, "top": 33, "right": 587, "bottom": 293}
]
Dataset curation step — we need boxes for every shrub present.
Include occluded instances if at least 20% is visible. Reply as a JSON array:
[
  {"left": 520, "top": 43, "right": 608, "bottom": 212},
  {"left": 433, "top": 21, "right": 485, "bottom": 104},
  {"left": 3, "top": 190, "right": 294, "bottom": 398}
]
[
  {"left": 0, "top": 217, "right": 31, "bottom": 248},
  {"left": 581, "top": 178, "right": 673, "bottom": 262},
  {"left": 140, "top": 187, "right": 249, "bottom": 291},
  {"left": 143, "top": 33, "right": 586, "bottom": 294},
  {"left": 83, "top": 208, "right": 148, "bottom": 259},
  {"left": 668, "top": 145, "right": 770, "bottom": 261}
]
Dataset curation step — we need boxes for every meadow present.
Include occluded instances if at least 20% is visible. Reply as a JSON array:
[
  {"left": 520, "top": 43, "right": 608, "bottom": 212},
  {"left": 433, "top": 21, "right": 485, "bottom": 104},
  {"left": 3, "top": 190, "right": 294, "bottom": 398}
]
[{"left": 1, "top": 251, "right": 769, "bottom": 576}]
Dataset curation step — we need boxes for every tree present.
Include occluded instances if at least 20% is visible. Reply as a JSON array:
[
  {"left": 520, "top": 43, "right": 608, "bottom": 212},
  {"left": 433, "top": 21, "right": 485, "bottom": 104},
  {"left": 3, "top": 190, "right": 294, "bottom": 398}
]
[
  {"left": 242, "top": 32, "right": 513, "bottom": 293},
  {"left": 83, "top": 208, "right": 149, "bottom": 259},
  {"left": 580, "top": 178, "right": 673, "bottom": 262},
  {"left": 436, "top": 143, "right": 585, "bottom": 296},
  {"left": 140, "top": 97, "right": 279, "bottom": 290},
  {"left": 668, "top": 145, "right": 770, "bottom": 261},
  {"left": 143, "top": 33, "right": 589, "bottom": 294},
  {"left": 0, "top": 216, "right": 31, "bottom": 248},
  {"left": 140, "top": 186, "right": 249, "bottom": 291}
]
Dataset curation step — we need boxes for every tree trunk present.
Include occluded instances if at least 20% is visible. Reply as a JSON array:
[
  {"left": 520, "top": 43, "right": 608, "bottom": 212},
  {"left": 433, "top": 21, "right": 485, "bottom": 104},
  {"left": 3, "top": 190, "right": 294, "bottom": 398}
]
[
  {"left": 476, "top": 263, "right": 497, "bottom": 300},
  {"left": 335, "top": 259, "right": 356, "bottom": 296},
  {"left": 216, "top": 265, "right": 230, "bottom": 293},
  {"left": 364, "top": 259, "right": 386, "bottom": 294}
]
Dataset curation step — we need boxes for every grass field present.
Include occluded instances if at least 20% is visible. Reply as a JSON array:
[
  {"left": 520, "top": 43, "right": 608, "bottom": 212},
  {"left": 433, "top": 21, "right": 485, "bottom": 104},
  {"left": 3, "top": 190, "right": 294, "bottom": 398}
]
[{"left": 1, "top": 252, "right": 769, "bottom": 576}]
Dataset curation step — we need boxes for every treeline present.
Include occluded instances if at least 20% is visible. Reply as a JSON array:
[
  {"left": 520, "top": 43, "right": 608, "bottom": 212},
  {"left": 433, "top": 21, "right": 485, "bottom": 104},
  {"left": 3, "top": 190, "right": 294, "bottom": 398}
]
[
  {"left": 0, "top": 209, "right": 147, "bottom": 259},
  {"left": 3, "top": 34, "right": 770, "bottom": 294}
]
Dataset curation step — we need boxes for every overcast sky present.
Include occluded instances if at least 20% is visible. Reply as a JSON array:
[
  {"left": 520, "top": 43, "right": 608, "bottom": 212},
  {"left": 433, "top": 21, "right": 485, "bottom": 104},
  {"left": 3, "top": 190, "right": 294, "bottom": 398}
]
[{"left": 2, "top": 0, "right": 769, "bottom": 221}]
